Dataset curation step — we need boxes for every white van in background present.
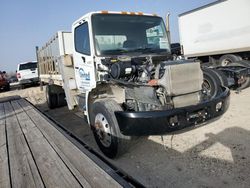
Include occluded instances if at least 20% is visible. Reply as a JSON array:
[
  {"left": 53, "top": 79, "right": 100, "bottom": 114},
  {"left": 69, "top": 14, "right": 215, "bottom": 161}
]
[{"left": 17, "top": 61, "right": 39, "bottom": 87}]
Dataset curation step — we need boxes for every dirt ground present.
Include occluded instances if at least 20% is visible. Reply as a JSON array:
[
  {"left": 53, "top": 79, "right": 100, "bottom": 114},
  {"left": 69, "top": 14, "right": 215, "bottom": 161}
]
[{"left": 1, "top": 86, "right": 250, "bottom": 187}]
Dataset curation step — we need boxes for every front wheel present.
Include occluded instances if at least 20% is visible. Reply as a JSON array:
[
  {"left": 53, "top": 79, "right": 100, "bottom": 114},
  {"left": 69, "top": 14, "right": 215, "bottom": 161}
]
[{"left": 90, "top": 99, "right": 133, "bottom": 158}]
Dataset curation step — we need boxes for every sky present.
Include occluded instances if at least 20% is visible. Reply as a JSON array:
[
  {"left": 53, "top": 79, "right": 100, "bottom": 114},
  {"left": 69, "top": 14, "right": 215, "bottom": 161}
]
[{"left": 0, "top": 0, "right": 215, "bottom": 72}]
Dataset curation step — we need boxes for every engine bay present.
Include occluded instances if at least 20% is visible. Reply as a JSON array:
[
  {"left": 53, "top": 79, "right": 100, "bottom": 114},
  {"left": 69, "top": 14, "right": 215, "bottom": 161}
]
[{"left": 99, "top": 55, "right": 204, "bottom": 111}]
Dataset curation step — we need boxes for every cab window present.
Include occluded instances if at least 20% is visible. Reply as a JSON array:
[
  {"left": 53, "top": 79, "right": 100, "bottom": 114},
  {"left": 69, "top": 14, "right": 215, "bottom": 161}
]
[{"left": 75, "top": 22, "right": 91, "bottom": 55}]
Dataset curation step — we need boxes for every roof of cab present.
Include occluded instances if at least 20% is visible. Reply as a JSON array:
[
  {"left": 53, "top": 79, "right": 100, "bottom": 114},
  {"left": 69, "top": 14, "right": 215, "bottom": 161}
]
[{"left": 73, "top": 11, "right": 160, "bottom": 26}]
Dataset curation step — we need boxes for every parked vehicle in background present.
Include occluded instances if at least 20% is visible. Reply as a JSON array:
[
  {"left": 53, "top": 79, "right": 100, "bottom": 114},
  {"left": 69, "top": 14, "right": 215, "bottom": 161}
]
[
  {"left": 179, "top": 0, "right": 250, "bottom": 65},
  {"left": 37, "top": 11, "right": 230, "bottom": 158},
  {"left": 17, "top": 61, "right": 39, "bottom": 88},
  {"left": 0, "top": 71, "right": 10, "bottom": 91},
  {"left": 178, "top": 0, "right": 250, "bottom": 89}
]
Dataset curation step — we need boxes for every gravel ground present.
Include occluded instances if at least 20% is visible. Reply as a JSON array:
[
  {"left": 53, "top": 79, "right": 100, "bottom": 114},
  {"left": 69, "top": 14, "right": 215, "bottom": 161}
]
[{"left": 1, "top": 86, "right": 250, "bottom": 187}]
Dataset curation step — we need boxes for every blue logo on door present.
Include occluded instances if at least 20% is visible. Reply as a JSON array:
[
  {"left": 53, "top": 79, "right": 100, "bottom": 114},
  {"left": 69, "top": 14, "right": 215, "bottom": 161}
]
[{"left": 79, "top": 68, "right": 90, "bottom": 80}]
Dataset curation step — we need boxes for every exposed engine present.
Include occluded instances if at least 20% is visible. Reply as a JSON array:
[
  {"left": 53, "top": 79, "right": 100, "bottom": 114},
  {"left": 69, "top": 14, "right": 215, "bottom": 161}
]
[{"left": 101, "top": 56, "right": 204, "bottom": 111}]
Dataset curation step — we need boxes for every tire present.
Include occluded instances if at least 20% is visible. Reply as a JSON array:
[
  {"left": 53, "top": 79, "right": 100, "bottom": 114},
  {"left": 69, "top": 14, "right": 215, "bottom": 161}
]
[
  {"left": 90, "top": 99, "right": 132, "bottom": 158},
  {"left": 229, "top": 61, "right": 250, "bottom": 89},
  {"left": 211, "top": 69, "right": 229, "bottom": 88},
  {"left": 46, "top": 85, "right": 58, "bottom": 109},
  {"left": 57, "top": 93, "right": 67, "bottom": 107},
  {"left": 219, "top": 54, "right": 242, "bottom": 66},
  {"left": 202, "top": 68, "right": 223, "bottom": 98}
]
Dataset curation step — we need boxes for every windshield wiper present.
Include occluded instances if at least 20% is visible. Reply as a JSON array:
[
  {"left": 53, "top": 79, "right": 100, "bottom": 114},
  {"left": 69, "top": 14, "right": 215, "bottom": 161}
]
[
  {"left": 130, "top": 48, "right": 169, "bottom": 54},
  {"left": 101, "top": 48, "right": 169, "bottom": 55},
  {"left": 101, "top": 49, "right": 129, "bottom": 55}
]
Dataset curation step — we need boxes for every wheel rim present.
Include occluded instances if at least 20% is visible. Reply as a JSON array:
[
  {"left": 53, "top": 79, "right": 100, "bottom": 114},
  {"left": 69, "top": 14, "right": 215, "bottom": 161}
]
[
  {"left": 202, "top": 79, "right": 212, "bottom": 96},
  {"left": 221, "top": 58, "right": 232, "bottom": 66},
  {"left": 94, "top": 113, "right": 112, "bottom": 147}
]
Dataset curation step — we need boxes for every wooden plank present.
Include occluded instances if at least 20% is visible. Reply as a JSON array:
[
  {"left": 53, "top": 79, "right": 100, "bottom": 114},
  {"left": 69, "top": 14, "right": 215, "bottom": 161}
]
[
  {"left": 18, "top": 99, "right": 122, "bottom": 188},
  {"left": 0, "top": 103, "right": 6, "bottom": 145},
  {"left": 37, "top": 137, "right": 92, "bottom": 188},
  {"left": 0, "top": 96, "right": 21, "bottom": 103},
  {"left": 0, "top": 103, "right": 11, "bottom": 188},
  {"left": 11, "top": 100, "right": 83, "bottom": 188},
  {"left": 4, "top": 102, "right": 44, "bottom": 188}
]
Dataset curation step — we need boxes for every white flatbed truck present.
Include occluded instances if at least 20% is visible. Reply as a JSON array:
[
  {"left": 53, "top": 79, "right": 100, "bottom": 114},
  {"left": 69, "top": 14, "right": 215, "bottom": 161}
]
[{"left": 37, "top": 11, "right": 230, "bottom": 158}]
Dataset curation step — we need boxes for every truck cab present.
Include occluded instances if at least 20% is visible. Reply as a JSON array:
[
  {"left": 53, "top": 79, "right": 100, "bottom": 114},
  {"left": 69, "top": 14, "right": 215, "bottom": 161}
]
[
  {"left": 72, "top": 12, "right": 171, "bottom": 91},
  {"left": 38, "top": 11, "right": 230, "bottom": 158}
]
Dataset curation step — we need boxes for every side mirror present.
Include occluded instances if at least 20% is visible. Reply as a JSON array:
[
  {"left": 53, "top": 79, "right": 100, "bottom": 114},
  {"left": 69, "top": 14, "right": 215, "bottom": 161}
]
[{"left": 166, "top": 13, "right": 171, "bottom": 44}]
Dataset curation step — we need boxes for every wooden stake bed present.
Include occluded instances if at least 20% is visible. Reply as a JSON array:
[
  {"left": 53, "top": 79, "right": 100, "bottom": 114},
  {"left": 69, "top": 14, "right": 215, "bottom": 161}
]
[{"left": 0, "top": 98, "right": 122, "bottom": 188}]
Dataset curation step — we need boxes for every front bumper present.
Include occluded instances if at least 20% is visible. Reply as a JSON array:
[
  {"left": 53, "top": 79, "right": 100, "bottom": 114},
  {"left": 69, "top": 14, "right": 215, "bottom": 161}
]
[{"left": 115, "top": 87, "right": 230, "bottom": 136}]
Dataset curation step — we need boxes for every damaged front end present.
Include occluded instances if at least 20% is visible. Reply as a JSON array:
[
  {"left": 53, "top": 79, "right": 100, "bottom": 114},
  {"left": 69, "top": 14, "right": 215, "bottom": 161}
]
[
  {"left": 115, "top": 86, "right": 229, "bottom": 136},
  {"left": 102, "top": 56, "right": 230, "bottom": 136}
]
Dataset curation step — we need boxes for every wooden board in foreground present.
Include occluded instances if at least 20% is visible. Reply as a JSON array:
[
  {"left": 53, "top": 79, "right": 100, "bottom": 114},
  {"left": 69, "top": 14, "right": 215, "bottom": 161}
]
[{"left": 0, "top": 98, "right": 122, "bottom": 188}]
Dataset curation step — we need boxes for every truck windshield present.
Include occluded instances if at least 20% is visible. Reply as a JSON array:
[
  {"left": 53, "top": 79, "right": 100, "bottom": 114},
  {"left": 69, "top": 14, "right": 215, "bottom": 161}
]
[{"left": 92, "top": 14, "right": 170, "bottom": 56}]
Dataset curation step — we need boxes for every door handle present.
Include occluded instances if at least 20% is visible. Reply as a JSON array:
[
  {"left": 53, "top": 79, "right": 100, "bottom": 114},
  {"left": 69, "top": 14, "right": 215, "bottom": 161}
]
[{"left": 81, "top": 56, "right": 86, "bottom": 63}]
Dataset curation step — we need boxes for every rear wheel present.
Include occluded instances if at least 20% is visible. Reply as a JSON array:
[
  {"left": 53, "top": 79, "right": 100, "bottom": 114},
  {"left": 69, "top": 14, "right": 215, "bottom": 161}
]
[
  {"left": 219, "top": 54, "right": 242, "bottom": 66},
  {"left": 46, "top": 85, "right": 58, "bottom": 109},
  {"left": 90, "top": 99, "right": 133, "bottom": 158},
  {"left": 57, "top": 93, "right": 67, "bottom": 107}
]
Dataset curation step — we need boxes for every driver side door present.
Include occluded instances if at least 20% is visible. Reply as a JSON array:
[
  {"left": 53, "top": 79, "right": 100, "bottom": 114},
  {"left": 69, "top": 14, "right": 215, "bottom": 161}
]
[{"left": 73, "top": 20, "right": 96, "bottom": 92}]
